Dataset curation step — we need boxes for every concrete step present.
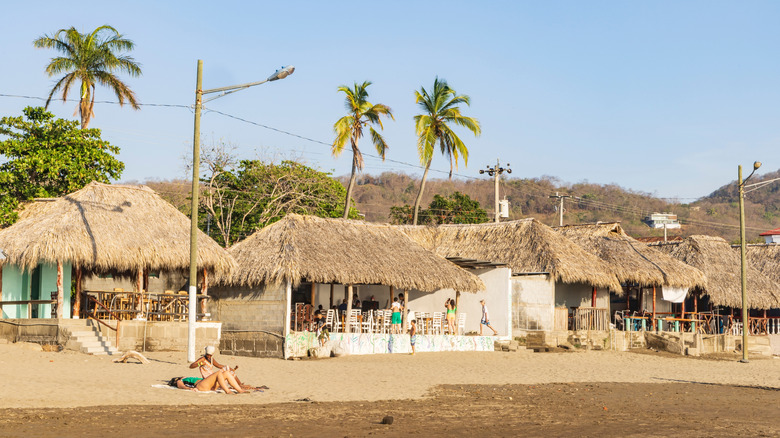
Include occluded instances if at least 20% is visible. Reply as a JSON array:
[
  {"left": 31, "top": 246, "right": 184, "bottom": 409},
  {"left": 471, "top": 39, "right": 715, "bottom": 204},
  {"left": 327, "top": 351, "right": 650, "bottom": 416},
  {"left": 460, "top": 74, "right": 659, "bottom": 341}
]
[{"left": 82, "top": 345, "right": 119, "bottom": 355}]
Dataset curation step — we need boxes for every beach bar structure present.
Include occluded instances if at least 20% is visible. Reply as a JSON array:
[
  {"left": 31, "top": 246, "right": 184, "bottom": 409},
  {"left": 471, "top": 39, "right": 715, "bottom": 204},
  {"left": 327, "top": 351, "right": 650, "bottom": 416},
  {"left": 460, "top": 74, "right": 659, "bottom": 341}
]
[
  {"left": 211, "top": 214, "right": 487, "bottom": 358},
  {"left": 0, "top": 182, "right": 235, "bottom": 352},
  {"left": 556, "top": 223, "right": 706, "bottom": 332},
  {"left": 401, "top": 219, "right": 623, "bottom": 343},
  {"left": 653, "top": 236, "right": 780, "bottom": 335}
]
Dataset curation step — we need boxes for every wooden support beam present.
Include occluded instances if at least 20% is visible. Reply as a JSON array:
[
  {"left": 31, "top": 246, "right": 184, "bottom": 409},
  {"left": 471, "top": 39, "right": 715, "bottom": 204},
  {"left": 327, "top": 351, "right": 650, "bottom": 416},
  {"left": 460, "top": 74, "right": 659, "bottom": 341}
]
[
  {"left": 56, "top": 261, "right": 63, "bottom": 319},
  {"left": 591, "top": 286, "right": 597, "bottom": 307},
  {"left": 652, "top": 285, "right": 656, "bottom": 330},
  {"left": 310, "top": 282, "right": 316, "bottom": 307},
  {"left": 389, "top": 285, "right": 394, "bottom": 309},
  {"left": 73, "top": 266, "right": 82, "bottom": 318},
  {"left": 345, "top": 285, "right": 354, "bottom": 334},
  {"left": 329, "top": 284, "right": 334, "bottom": 309},
  {"left": 403, "top": 289, "right": 409, "bottom": 334},
  {"left": 136, "top": 269, "right": 143, "bottom": 313}
]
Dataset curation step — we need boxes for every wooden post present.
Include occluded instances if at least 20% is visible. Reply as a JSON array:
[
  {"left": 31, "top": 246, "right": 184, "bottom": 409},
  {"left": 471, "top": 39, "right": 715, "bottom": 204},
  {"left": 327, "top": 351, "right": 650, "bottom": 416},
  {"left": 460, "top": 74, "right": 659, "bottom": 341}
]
[
  {"left": 591, "top": 286, "right": 597, "bottom": 307},
  {"left": 56, "top": 261, "right": 63, "bottom": 319},
  {"left": 0, "top": 266, "right": 3, "bottom": 319},
  {"left": 626, "top": 288, "right": 630, "bottom": 311},
  {"left": 389, "top": 285, "right": 394, "bottom": 309},
  {"left": 345, "top": 285, "right": 354, "bottom": 334},
  {"left": 136, "top": 269, "right": 143, "bottom": 313},
  {"left": 455, "top": 291, "right": 461, "bottom": 315},
  {"left": 681, "top": 300, "right": 685, "bottom": 319},
  {"left": 310, "top": 282, "right": 316, "bottom": 307},
  {"left": 143, "top": 268, "right": 149, "bottom": 293},
  {"left": 652, "top": 285, "right": 656, "bottom": 330},
  {"left": 329, "top": 284, "right": 334, "bottom": 309},
  {"left": 403, "top": 289, "right": 409, "bottom": 334},
  {"left": 694, "top": 293, "right": 698, "bottom": 314},
  {"left": 201, "top": 268, "right": 209, "bottom": 316},
  {"left": 73, "top": 266, "right": 82, "bottom": 318}
]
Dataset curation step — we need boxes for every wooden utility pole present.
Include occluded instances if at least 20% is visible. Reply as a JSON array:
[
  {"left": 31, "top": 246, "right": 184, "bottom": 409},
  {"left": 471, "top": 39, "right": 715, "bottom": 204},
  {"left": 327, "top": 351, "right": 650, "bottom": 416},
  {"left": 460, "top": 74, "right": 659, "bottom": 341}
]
[
  {"left": 480, "top": 159, "right": 512, "bottom": 223},
  {"left": 549, "top": 192, "right": 571, "bottom": 227}
]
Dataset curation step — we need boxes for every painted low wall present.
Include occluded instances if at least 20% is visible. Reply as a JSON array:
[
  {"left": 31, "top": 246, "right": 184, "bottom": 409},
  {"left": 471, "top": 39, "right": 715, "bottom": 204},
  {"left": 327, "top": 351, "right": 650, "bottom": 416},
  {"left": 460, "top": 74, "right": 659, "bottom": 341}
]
[
  {"left": 285, "top": 331, "right": 496, "bottom": 358},
  {"left": 93, "top": 320, "right": 222, "bottom": 352}
]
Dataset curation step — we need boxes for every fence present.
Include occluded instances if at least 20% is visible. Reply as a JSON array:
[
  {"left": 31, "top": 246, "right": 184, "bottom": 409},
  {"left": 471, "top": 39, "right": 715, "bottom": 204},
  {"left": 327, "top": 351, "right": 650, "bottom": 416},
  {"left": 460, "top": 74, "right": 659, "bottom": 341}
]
[
  {"left": 572, "top": 307, "right": 610, "bottom": 331},
  {"left": 553, "top": 307, "right": 568, "bottom": 331}
]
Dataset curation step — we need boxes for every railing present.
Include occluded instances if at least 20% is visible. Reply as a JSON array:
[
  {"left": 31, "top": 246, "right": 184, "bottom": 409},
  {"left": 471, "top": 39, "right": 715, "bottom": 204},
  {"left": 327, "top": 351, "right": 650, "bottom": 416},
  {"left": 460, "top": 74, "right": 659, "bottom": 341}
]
[
  {"left": 572, "top": 307, "right": 609, "bottom": 331},
  {"left": 0, "top": 299, "right": 56, "bottom": 319},
  {"left": 554, "top": 307, "right": 568, "bottom": 331},
  {"left": 85, "top": 295, "right": 120, "bottom": 347}
]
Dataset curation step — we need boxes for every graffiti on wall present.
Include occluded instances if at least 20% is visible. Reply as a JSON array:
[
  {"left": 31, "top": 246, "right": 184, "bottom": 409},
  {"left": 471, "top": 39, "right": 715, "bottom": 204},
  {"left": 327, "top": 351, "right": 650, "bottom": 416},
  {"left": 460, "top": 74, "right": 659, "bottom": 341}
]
[{"left": 284, "top": 331, "right": 495, "bottom": 357}]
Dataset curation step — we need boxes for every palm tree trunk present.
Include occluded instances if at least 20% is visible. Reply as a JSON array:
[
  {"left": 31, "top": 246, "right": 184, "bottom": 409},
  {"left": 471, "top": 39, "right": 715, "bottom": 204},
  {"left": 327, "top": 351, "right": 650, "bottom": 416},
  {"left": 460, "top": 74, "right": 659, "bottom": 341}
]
[
  {"left": 343, "top": 153, "right": 358, "bottom": 219},
  {"left": 412, "top": 159, "right": 432, "bottom": 225}
]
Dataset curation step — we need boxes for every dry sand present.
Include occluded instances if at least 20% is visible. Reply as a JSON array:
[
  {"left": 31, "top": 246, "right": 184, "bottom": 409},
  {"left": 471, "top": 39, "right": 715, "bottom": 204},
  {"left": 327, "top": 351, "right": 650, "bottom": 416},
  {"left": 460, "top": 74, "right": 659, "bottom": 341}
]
[{"left": 1, "top": 342, "right": 778, "bottom": 409}]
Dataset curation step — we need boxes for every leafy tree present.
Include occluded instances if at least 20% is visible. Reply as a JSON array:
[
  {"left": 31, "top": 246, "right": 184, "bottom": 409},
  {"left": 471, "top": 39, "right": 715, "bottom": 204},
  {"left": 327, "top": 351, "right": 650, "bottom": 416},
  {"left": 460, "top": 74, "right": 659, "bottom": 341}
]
[
  {"left": 0, "top": 107, "right": 124, "bottom": 225},
  {"left": 391, "top": 191, "right": 487, "bottom": 225},
  {"left": 33, "top": 25, "right": 142, "bottom": 129},
  {"left": 201, "top": 156, "right": 361, "bottom": 247},
  {"left": 411, "top": 78, "right": 480, "bottom": 224},
  {"left": 332, "top": 81, "right": 393, "bottom": 218}
]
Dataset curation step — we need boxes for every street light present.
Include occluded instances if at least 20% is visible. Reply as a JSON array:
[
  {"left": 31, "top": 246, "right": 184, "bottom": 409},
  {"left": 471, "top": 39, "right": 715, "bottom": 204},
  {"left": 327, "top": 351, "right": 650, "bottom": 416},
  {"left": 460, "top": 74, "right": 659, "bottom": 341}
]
[
  {"left": 188, "top": 60, "right": 294, "bottom": 362},
  {"left": 737, "top": 161, "right": 761, "bottom": 363}
]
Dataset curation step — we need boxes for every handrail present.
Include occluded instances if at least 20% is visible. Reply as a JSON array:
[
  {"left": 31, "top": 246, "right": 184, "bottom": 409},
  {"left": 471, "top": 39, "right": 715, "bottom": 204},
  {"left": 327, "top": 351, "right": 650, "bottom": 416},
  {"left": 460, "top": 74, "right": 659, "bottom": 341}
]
[{"left": 85, "top": 295, "right": 121, "bottom": 348}]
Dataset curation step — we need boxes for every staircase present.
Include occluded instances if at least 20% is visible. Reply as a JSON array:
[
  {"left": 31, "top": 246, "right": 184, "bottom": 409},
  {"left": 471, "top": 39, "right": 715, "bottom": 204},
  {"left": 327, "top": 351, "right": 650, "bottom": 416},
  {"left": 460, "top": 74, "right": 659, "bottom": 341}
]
[{"left": 61, "top": 320, "right": 120, "bottom": 356}]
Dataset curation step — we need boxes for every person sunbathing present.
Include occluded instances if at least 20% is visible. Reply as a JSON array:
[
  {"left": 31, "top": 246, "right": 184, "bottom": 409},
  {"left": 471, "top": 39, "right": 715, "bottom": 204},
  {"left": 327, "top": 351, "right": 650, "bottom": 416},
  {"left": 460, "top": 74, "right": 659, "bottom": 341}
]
[
  {"left": 190, "top": 346, "right": 266, "bottom": 391},
  {"left": 168, "top": 369, "right": 246, "bottom": 394}
]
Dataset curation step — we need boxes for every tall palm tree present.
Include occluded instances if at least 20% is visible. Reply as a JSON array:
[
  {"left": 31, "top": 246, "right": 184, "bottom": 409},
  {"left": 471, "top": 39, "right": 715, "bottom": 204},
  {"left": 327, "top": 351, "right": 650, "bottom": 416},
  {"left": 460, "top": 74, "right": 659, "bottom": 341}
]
[
  {"left": 332, "top": 81, "right": 393, "bottom": 218},
  {"left": 34, "top": 25, "right": 142, "bottom": 129},
  {"left": 412, "top": 78, "right": 481, "bottom": 225}
]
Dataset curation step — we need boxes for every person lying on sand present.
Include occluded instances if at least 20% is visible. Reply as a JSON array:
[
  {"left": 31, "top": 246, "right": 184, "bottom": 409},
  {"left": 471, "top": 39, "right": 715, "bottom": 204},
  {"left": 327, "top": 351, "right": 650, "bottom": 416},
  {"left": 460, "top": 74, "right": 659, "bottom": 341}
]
[
  {"left": 169, "top": 369, "right": 246, "bottom": 394},
  {"left": 190, "top": 346, "right": 267, "bottom": 391}
]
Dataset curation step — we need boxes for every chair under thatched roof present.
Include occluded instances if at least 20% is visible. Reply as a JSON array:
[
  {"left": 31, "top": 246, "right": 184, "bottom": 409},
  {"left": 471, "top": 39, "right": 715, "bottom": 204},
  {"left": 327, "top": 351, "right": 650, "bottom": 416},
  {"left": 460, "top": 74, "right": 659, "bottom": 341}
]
[
  {"left": 223, "top": 214, "right": 484, "bottom": 293},
  {"left": 746, "top": 243, "right": 780, "bottom": 286},
  {"left": 399, "top": 219, "right": 622, "bottom": 292},
  {"left": 556, "top": 222, "right": 705, "bottom": 290},
  {"left": 653, "top": 236, "right": 780, "bottom": 309},
  {"left": 0, "top": 181, "right": 235, "bottom": 275}
]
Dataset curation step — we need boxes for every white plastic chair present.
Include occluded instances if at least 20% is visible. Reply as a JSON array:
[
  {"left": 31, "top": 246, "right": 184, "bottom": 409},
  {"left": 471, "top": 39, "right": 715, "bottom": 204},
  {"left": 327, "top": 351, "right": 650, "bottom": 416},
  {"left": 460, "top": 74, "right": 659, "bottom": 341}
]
[
  {"left": 432, "top": 312, "right": 443, "bottom": 335},
  {"left": 348, "top": 309, "right": 361, "bottom": 333},
  {"left": 381, "top": 310, "right": 391, "bottom": 334},
  {"left": 457, "top": 312, "right": 466, "bottom": 335},
  {"left": 324, "top": 309, "right": 335, "bottom": 331},
  {"left": 361, "top": 312, "right": 374, "bottom": 334}
]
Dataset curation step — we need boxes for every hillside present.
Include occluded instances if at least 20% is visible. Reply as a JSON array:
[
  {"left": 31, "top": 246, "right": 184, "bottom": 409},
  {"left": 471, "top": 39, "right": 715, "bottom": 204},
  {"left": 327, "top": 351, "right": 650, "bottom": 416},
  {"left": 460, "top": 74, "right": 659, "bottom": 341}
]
[{"left": 339, "top": 170, "right": 780, "bottom": 243}]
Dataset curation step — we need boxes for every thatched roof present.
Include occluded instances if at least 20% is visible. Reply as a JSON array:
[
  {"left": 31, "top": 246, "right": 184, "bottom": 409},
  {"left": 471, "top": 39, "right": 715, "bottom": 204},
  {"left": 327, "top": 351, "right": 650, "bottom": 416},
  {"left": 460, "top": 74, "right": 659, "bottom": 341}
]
[
  {"left": 223, "top": 214, "right": 484, "bottom": 292},
  {"left": 653, "top": 236, "right": 780, "bottom": 309},
  {"left": 556, "top": 223, "right": 705, "bottom": 290},
  {"left": 746, "top": 243, "right": 780, "bottom": 285},
  {"left": 399, "top": 219, "right": 623, "bottom": 292},
  {"left": 0, "top": 182, "right": 236, "bottom": 275}
]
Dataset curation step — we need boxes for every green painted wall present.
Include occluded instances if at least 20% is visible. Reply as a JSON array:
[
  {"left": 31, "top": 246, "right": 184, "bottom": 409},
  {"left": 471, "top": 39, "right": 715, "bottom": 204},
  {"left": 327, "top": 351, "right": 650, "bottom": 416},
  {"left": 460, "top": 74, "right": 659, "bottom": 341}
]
[{"left": 1, "top": 263, "right": 72, "bottom": 319}]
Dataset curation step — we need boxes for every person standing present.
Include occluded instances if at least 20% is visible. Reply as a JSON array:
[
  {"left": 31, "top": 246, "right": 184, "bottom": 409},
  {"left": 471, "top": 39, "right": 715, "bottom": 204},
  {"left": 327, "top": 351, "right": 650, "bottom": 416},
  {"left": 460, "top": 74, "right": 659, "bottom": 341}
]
[
  {"left": 409, "top": 319, "right": 417, "bottom": 355},
  {"left": 390, "top": 297, "right": 403, "bottom": 334},
  {"left": 479, "top": 299, "right": 498, "bottom": 336}
]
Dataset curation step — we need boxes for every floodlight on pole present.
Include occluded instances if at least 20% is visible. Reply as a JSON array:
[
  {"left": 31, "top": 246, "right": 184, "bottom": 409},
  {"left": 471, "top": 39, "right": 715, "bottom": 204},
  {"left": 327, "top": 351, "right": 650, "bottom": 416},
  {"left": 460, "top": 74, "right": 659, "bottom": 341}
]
[
  {"left": 737, "top": 160, "right": 760, "bottom": 363},
  {"left": 188, "top": 61, "right": 294, "bottom": 363}
]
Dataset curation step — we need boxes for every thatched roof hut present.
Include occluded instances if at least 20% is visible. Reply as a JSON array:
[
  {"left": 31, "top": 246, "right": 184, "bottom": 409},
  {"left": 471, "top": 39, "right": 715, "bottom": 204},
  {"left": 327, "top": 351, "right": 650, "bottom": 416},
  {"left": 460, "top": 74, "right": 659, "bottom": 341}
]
[
  {"left": 746, "top": 243, "right": 780, "bottom": 286},
  {"left": 224, "top": 214, "right": 484, "bottom": 293},
  {"left": 399, "top": 219, "right": 622, "bottom": 292},
  {"left": 556, "top": 223, "right": 705, "bottom": 290},
  {"left": 653, "top": 236, "right": 780, "bottom": 309},
  {"left": 0, "top": 181, "right": 235, "bottom": 275}
]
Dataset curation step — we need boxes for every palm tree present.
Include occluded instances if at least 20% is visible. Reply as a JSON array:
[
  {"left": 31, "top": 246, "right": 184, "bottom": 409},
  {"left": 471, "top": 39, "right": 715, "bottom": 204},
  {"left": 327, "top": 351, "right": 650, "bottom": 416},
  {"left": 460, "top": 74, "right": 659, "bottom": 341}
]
[
  {"left": 332, "top": 81, "right": 393, "bottom": 218},
  {"left": 412, "top": 78, "right": 481, "bottom": 225},
  {"left": 33, "top": 25, "right": 142, "bottom": 129}
]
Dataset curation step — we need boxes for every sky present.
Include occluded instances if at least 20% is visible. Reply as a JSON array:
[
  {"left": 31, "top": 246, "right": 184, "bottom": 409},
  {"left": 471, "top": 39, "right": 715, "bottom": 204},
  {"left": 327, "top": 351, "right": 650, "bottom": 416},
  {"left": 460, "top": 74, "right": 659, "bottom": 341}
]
[{"left": 2, "top": 1, "right": 779, "bottom": 200}]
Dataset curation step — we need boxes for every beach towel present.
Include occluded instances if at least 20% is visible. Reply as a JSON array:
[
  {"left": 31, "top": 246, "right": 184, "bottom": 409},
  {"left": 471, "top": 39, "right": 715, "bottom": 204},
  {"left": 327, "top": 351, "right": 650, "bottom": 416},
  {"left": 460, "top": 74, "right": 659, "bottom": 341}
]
[{"left": 150, "top": 384, "right": 263, "bottom": 393}]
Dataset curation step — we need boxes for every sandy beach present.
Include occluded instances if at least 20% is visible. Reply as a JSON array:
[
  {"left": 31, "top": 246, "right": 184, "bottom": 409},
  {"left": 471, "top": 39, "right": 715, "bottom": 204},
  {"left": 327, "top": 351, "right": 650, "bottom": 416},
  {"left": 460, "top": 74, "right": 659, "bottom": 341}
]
[{"left": 1, "top": 343, "right": 778, "bottom": 436}]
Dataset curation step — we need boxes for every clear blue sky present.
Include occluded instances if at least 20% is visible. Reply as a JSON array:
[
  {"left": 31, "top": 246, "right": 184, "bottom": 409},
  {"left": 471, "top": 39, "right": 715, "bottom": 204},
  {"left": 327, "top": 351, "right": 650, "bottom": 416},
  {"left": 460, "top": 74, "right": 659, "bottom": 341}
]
[{"left": 2, "top": 1, "right": 779, "bottom": 200}]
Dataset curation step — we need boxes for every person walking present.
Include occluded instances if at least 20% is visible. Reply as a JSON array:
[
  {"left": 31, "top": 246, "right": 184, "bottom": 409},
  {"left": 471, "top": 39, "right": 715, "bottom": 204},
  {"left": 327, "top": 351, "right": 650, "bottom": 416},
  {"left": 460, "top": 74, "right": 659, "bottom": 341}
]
[{"left": 479, "top": 299, "right": 498, "bottom": 336}]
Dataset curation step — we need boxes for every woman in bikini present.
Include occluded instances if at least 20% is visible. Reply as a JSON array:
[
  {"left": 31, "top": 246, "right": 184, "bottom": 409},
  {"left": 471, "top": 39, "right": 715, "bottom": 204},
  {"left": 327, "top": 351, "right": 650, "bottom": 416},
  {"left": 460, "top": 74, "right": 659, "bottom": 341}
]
[
  {"left": 169, "top": 369, "right": 246, "bottom": 394},
  {"left": 445, "top": 299, "right": 456, "bottom": 334},
  {"left": 190, "top": 346, "right": 266, "bottom": 391}
]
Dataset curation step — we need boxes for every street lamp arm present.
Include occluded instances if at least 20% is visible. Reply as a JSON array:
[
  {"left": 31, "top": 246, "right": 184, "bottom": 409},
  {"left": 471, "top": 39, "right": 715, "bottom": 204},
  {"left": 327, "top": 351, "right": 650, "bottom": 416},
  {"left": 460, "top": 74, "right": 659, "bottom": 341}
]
[
  {"left": 202, "top": 78, "right": 270, "bottom": 96},
  {"left": 745, "top": 176, "right": 780, "bottom": 193}
]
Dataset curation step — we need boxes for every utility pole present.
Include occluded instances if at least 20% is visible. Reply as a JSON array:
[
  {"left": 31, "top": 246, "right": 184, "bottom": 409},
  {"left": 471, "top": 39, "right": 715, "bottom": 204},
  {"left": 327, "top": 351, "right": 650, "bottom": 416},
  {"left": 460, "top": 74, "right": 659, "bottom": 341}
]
[
  {"left": 480, "top": 159, "right": 511, "bottom": 223},
  {"left": 549, "top": 192, "right": 571, "bottom": 226}
]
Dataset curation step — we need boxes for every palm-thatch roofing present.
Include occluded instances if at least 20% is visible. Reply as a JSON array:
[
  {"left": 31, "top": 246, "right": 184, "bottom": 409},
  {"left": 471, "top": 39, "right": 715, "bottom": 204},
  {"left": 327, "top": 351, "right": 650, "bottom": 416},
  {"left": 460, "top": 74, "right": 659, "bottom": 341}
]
[
  {"left": 653, "top": 236, "right": 780, "bottom": 309},
  {"left": 746, "top": 243, "right": 780, "bottom": 286},
  {"left": 223, "top": 214, "right": 484, "bottom": 293},
  {"left": 398, "top": 219, "right": 623, "bottom": 292},
  {"left": 556, "top": 222, "right": 705, "bottom": 290},
  {"left": 0, "top": 182, "right": 236, "bottom": 275}
]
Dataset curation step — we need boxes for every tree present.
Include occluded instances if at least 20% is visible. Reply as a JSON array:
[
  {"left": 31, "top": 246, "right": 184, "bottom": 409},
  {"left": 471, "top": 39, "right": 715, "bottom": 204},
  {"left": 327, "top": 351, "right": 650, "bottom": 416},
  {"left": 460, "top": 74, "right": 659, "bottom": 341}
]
[
  {"left": 332, "top": 81, "right": 393, "bottom": 218},
  {"left": 390, "top": 191, "right": 488, "bottom": 225},
  {"left": 0, "top": 106, "right": 124, "bottom": 225},
  {"left": 201, "top": 156, "right": 361, "bottom": 247},
  {"left": 33, "top": 25, "right": 142, "bottom": 129},
  {"left": 412, "top": 78, "right": 480, "bottom": 224}
]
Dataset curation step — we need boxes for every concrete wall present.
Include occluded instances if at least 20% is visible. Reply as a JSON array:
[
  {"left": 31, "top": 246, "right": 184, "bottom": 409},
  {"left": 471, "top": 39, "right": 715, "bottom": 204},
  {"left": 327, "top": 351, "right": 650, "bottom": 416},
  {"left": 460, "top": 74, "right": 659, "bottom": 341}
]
[
  {"left": 512, "top": 274, "right": 555, "bottom": 333},
  {"left": 1, "top": 263, "right": 71, "bottom": 319},
  {"left": 208, "top": 283, "right": 287, "bottom": 357},
  {"left": 555, "top": 282, "right": 610, "bottom": 309},
  {"left": 103, "top": 320, "right": 221, "bottom": 352},
  {"left": 406, "top": 267, "right": 512, "bottom": 337},
  {"left": 82, "top": 270, "right": 188, "bottom": 293}
]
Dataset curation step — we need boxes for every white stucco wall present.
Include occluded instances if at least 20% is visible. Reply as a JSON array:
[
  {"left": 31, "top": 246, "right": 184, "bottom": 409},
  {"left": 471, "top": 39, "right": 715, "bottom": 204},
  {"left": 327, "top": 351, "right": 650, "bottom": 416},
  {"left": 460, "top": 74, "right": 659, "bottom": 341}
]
[
  {"left": 406, "top": 267, "right": 511, "bottom": 337},
  {"left": 512, "top": 274, "right": 555, "bottom": 332}
]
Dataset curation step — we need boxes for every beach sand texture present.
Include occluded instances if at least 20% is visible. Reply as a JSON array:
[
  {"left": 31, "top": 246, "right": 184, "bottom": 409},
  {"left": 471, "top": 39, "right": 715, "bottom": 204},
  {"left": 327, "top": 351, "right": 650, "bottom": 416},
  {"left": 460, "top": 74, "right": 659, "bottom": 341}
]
[{"left": 1, "top": 342, "right": 778, "bottom": 409}]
